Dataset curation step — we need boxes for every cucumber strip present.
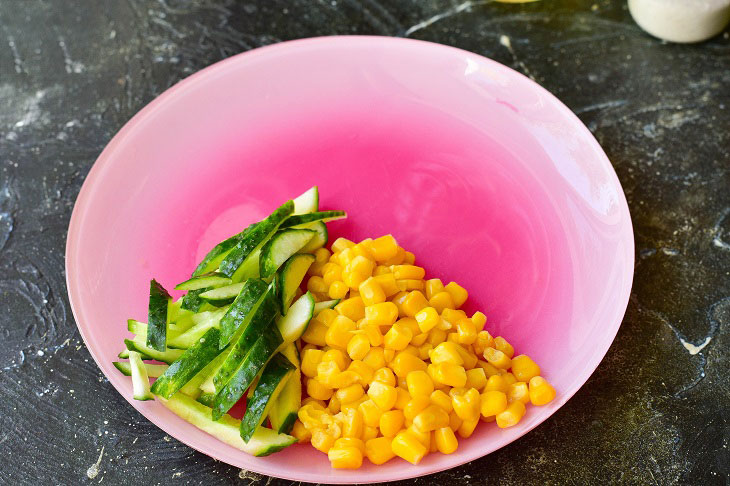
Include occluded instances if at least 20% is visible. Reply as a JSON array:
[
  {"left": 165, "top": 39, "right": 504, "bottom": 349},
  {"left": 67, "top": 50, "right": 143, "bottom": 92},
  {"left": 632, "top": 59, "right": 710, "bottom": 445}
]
[
  {"left": 231, "top": 248, "right": 261, "bottom": 282},
  {"left": 192, "top": 222, "right": 258, "bottom": 277},
  {"left": 313, "top": 299, "right": 340, "bottom": 314},
  {"left": 167, "top": 297, "right": 192, "bottom": 324},
  {"left": 276, "top": 292, "right": 315, "bottom": 344},
  {"left": 167, "top": 308, "right": 227, "bottom": 349},
  {"left": 277, "top": 253, "right": 315, "bottom": 314},
  {"left": 292, "top": 186, "right": 319, "bottom": 215},
  {"left": 280, "top": 210, "right": 346, "bottom": 228},
  {"left": 151, "top": 328, "right": 224, "bottom": 399},
  {"left": 129, "top": 351, "right": 154, "bottom": 401},
  {"left": 268, "top": 344, "right": 301, "bottom": 434},
  {"left": 127, "top": 319, "right": 182, "bottom": 342},
  {"left": 197, "top": 392, "right": 216, "bottom": 407},
  {"left": 218, "top": 201, "right": 294, "bottom": 279},
  {"left": 298, "top": 221, "right": 328, "bottom": 253},
  {"left": 218, "top": 279, "right": 269, "bottom": 348},
  {"left": 181, "top": 288, "right": 207, "bottom": 312},
  {"left": 147, "top": 279, "right": 171, "bottom": 351},
  {"left": 182, "top": 347, "right": 233, "bottom": 397},
  {"left": 214, "top": 287, "right": 279, "bottom": 389},
  {"left": 211, "top": 328, "right": 283, "bottom": 420},
  {"left": 175, "top": 273, "right": 232, "bottom": 291},
  {"left": 259, "top": 229, "right": 315, "bottom": 279},
  {"left": 158, "top": 393, "right": 296, "bottom": 456},
  {"left": 199, "top": 282, "right": 245, "bottom": 307},
  {"left": 124, "top": 339, "right": 184, "bottom": 364},
  {"left": 113, "top": 361, "right": 168, "bottom": 378},
  {"left": 240, "top": 353, "right": 295, "bottom": 442}
]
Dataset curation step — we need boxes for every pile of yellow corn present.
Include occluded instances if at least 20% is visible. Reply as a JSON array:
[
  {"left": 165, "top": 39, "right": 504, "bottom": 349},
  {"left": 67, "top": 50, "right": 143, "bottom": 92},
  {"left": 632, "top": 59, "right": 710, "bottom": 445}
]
[{"left": 294, "top": 235, "right": 556, "bottom": 469}]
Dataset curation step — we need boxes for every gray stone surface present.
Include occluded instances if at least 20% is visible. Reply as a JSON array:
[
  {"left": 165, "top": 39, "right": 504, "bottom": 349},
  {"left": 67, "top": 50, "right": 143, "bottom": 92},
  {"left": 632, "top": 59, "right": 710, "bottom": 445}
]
[{"left": 1, "top": 0, "right": 728, "bottom": 484}]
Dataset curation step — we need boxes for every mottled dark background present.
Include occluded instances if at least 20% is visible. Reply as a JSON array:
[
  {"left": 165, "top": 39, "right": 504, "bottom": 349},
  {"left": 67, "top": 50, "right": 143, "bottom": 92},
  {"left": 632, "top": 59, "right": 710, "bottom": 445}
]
[{"left": 1, "top": 0, "right": 728, "bottom": 484}]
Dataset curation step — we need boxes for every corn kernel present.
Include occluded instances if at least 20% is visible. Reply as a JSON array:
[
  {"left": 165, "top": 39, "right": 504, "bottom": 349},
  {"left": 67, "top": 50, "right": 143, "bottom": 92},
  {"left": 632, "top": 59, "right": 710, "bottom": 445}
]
[
  {"left": 418, "top": 343, "right": 433, "bottom": 361},
  {"left": 383, "top": 347, "right": 395, "bottom": 364},
  {"left": 384, "top": 323, "right": 412, "bottom": 350},
  {"left": 316, "top": 361, "right": 340, "bottom": 387},
  {"left": 507, "top": 382, "right": 530, "bottom": 404},
  {"left": 307, "top": 378, "right": 334, "bottom": 400},
  {"left": 342, "top": 408, "right": 364, "bottom": 438},
  {"left": 500, "top": 372, "right": 517, "bottom": 386},
  {"left": 365, "top": 437, "right": 395, "bottom": 465},
  {"left": 412, "top": 405, "right": 450, "bottom": 432},
  {"left": 472, "top": 311, "right": 487, "bottom": 328},
  {"left": 308, "top": 261, "right": 326, "bottom": 277},
  {"left": 315, "top": 247, "right": 331, "bottom": 264},
  {"left": 328, "top": 395, "right": 342, "bottom": 414},
  {"left": 394, "top": 387, "right": 411, "bottom": 410},
  {"left": 494, "top": 336, "right": 515, "bottom": 358},
  {"left": 406, "top": 425, "right": 431, "bottom": 449},
  {"left": 336, "top": 297, "right": 366, "bottom": 321},
  {"left": 379, "top": 410, "right": 405, "bottom": 437},
  {"left": 336, "top": 383, "right": 365, "bottom": 404},
  {"left": 359, "top": 399, "right": 383, "bottom": 427},
  {"left": 334, "top": 437, "right": 366, "bottom": 454},
  {"left": 441, "top": 308, "right": 466, "bottom": 324},
  {"left": 382, "top": 246, "right": 406, "bottom": 266},
  {"left": 328, "top": 446, "right": 363, "bottom": 469},
  {"left": 429, "top": 291, "right": 455, "bottom": 313},
  {"left": 301, "top": 318, "right": 328, "bottom": 346},
  {"left": 349, "top": 289, "right": 360, "bottom": 298},
  {"left": 391, "top": 431, "right": 428, "bottom": 465},
  {"left": 332, "top": 237, "right": 355, "bottom": 253},
  {"left": 410, "top": 332, "right": 428, "bottom": 347},
  {"left": 406, "top": 370, "right": 434, "bottom": 398},
  {"left": 368, "top": 381, "right": 397, "bottom": 411},
  {"left": 332, "top": 370, "right": 360, "bottom": 389},
  {"left": 370, "top": 235, "right": 399, "bottom": 262},
  {"left": 496, "top": 400, "right": 526, "bottom": 428},
  {"left": 429, "top": 389, "right": 453, "bottom": 413},
  {"left": 359, "top": 320, "right": 384, "bottom": 347},
  {"left": 529, "top": 376, "right": 556, "bottom": 405},
  {"left": 359, "top": 277, "right": 386, "bottom": 306},
  {"left": 346, "top": 333, "right": 371, "bottom": 361},
  {"left": 390, "top": 351, "right": 428, "bottom": 378},
  {"left": 454, "top": 344, "right": 478, "bottom": 369},
  {"left": 432, "top": 363, "right": 467, "bottom": 388},
  {"left": 401, "top": 291, "right": 429, "bottom": 317},
  {"left": 352, "top": 242, "right": 375, "bottom": 261},
  {"left": 399, "top": 279, "right": 425, "bottom": 291},
  {"left": 362, "top": 425, "right": 379, "bottom": 442},
  {"left": 449, "top": 411, "right": 463, "bottom": 432},
  {"left": 317, "top": 308, "right": 339, "bottom": 326},
  {"left": 362, "top": 347, "right": 386, "bottom": 370},
  {"left": 348, "top": 360, "right": 374, "bottom": 384},
  {"left": 456, "top": 318, "right": 477, "bottom": 345},
  {"left": 392, "top": 265, "right": 426, "bottom": 280},
  {"left": 415, "top": 306, "right": 440, "bottom": 333},
  {"left": 457, "top": 416, "right": 479, "bottom": 438},
  {"left": 484, "top": 374, "right": 508, "bottom": 393},
  {"left": 341, "top": 395, "right": 368, "bottom": 413},
  {"left": 311, "top": 428, "right": 337, "bottom": 453},
  {"left": 434, "top": 427, "right": 458, "bottom": 454},
  {"left": 451, "top": 388, "right": 481, "bottom": 421},
  {"left": 476, "top": 360, "right": 500, "bottom": 378},
  {"left": 373, "top": 273, "right": 400, "bottom": 296},
  {"left": 403, "top": 396, "right": 431, "bottom": 421},
  {"left": 365, "top": 302, "right": 399, "bottom": 328},
  {"left": 390, "top": 291, "right": 409, "bottom": 317},
  {"left": 301, "top": 398, "right": 326, "bottom": 411},
  {"left": 473, "top": 330, "right": 494, "bottom": 355},
  {"left": 292, "top": 420, "right": 311, "bottom": 444},
  {"left": 425, "top": 279, "right": 444, "bottom": 300},
  {"left": 373, "top": 367, "right": 396, "bottom": 387},
  {"left": 301, "top": 348, "right": 324, "bottom": 378},
  {"left": 404, "top": 251, "right": 416, "bottom": 265},
  {"left": 444, "top": 282, "right": 468, "bottom": 308},
  {"left": 429, "top": 342, "right": 464, "bottom": 366},
  {"left": 465, "top": 368, "right": 488, "bottom": 391},
  {"left": 328, "top": 281, "right": 349, "bottom": 300},
  {"left": 322, "top": 348, "right": 349, "bottom": 371},
  {"left": 307, "top": 276, "right": 328, "bottom": 294},
  {"left": 446, "top": 333, "right": 459, "bottom": 343},
  {"left": 373, "top": 265, "right": 391, "bottom": 276},
  {"left": 511, "top": 355, "right": 541, "bottom": 382},
  {"left": 427, "top": 328, "right": 448, "bottom": 346},
  {"left": 322, "top": 263, "right": 342, "bottom": 286},
  {"left": 484, "top": 347, "right": 512, "bottom": 369}
]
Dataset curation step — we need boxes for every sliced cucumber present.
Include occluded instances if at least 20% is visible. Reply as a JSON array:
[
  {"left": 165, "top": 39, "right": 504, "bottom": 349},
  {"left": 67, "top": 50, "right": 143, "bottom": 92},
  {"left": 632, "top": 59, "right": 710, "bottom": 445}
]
[
  {"left": 167, "top": 297, "right": 192, "bottom": 324},
  {"left": 276, "top": 292, "right": 315, "bottom": 344},
  {"left": 197, "top": 392, "right": 216, "bottom": 407},
  {"left": 219, "top": 200, "right": 294, "bottom": 280},
  {"left": 232, "top": 248, "right": 261, "bottom": 282},
  {"left": 159, "top": 393, "right": 296, "bottom": 456},
  {"left": 192, "top": 222, "right": 257, "bottom": 277},
  {"left": 127, "top": 319, "right": 182, "bottom": 343},
  {"left": 240, "top": 353, "right": 295, "bottom": 442},
  {"left": 268, "top": 344, "right": 301, "bottom": 434},
  {"left": 259, "top": 229, "right": 315, "bottom": 279},
  {"left": 214, "top": 286, "right": 279, "bottom": 390},
  {"left": 175, "top": 273, "right": 232, "bottom": 291},
  {"left": 147, "top": 279, "right": 171, "bottom": 351},
  {"left": 211, "top": 327, "right": 283, "bottom": 420},
  {"left": 129, "top": 351, "right": 154, "bottom": 401},
  {"left": 218, "top": 279, "right": 268, "bottom": 348},
  {"left": 281, "top": 210, "right": 346, "bottom": 228},
  {"left": 183, "top": 347, "right": 233, "bottom": 397},
  {"left": 314, "top": 299, "right": 340, "bottom": 314},
  {"left": 167, "top": 308, "right": 227, "bottom": 349},
  {"left": 113, "top": 361, "right": 168, "bottom": 378},
  {"left": 124, "top": 339, "right": 184, "bottom": 365},
  {"left": 277, "top": 254, "right": 315, "bottom": 314},
  {"left": 181, "top": 288, "right": 207, "bottom": 312},
  {"left": 151, "top": 328, "right": 224, "bottom": 399},
  {"left": 298, "top": 221, "right": 328, "bottom": 253},
  {"left": 292, "top": 186, "right": 319, "bottom": 215},
  {"left": 199, "top": 282, "right": 245, "bottom": 307}
]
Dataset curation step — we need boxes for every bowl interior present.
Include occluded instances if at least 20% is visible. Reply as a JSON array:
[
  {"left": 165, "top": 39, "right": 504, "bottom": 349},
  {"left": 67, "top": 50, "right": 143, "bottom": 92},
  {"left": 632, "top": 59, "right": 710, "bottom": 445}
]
[{"left": 67, "top": 37, "right": 633, "bottom": 483}]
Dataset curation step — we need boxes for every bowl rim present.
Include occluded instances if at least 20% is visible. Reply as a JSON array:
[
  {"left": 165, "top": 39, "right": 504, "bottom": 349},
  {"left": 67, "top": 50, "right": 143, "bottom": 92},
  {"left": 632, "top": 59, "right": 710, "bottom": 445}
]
[{"left": 66, "top": 35, "right": 634, "bottom": 483}]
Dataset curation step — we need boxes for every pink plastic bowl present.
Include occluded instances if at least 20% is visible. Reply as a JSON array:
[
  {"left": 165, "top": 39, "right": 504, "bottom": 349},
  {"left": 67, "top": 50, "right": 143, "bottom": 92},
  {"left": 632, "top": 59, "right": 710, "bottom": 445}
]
[{"left": 66, "top": 36, "right": 634, "bottom": 483}]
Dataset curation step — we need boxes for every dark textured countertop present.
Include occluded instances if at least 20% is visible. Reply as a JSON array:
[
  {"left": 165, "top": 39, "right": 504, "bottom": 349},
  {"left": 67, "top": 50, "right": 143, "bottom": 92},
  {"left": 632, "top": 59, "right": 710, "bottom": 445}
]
[{"left": 1, "top": 1, "right": 728, "bottom": 484}]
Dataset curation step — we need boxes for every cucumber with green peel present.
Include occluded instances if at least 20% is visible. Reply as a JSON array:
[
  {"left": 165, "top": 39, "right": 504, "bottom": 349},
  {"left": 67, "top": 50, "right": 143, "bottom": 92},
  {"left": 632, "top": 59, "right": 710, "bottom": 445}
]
[
  {"left": 182, "top": 347, "right": 233, "bottom": 397},
  {"left": 175, "top": 273, "right": 232, "bottom": 291},
  {"left": 218, "top": 201, "right": 294, "bottom": 280},
  {"left": 240, "top": 353, "right": 295, "bottom": 442},
  {"left": 259, "top": 229, "right": 315, "bottom": 279},
  {"left": 196, "top": 392, "right": 216, "bottom": 407},
  {"left": 292, "top": 186, "right": 319, "bottom": 215},
  {"left": 159, "top": 393, "right": 296, "bottom": 456},
  {"left": 147, "top": 279, "right": 171, "bottom": 351},
  {"left": 218, "top": 279, "right": 269, "bottom": 348},
  {"left": 280, "top": 210, "right": 347, "bottom": 228},
  {"left": 297, "top": 221, "right": 328, "bottom": 253},
  {"left": 211, "top": 328, "right": 283, "bottom": 420},
  {"left": 127, "top": 319, "right": 183, "bottom": 343},
  {"left": 199, "top": 282, "right": 245, "bottom": 307},
  {"left": 191, "top": 222, "right": 258, "bottom": 277},
  {"left": 124, "top": 339, "right": 184, "bottom": 364},
  {"left": 268, "top": 344, "right": 301, "bottom": 434},
  {"left": 313, "top": 299, "right": 340, "bottom": 315},
  {"left": 129, "top": 351, "right": 154, "bottom": 401},
  {"left": 167, "top": 307, "right": 227, "bottom": 349},
  {"left": 167, "top": 297, "right": 192, "bottom": 324},
  {"left": 276, "top": 292, "right": 315, "bottom": 345},
  {"left": 276, "top": 253, "right": 315, "bottom": 314},
  {"left": 113, "top": 361, "right": 168, "bottom": 378},
  {"left": 231, "top": 248, "right": 261, "bottom": 282},
  {"left": 151, "top": 328, "right": 224, "bottom": 399},
  {"left": 181, "top": 288, "right": 207, "bottom": 312},
  {"left": 214, "top": 286, "right": 279, "bottom": 389}
]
